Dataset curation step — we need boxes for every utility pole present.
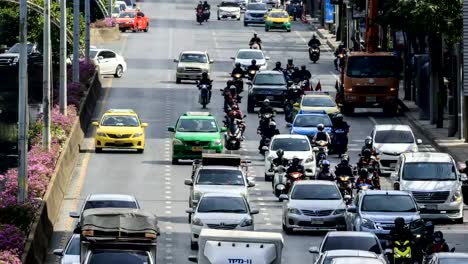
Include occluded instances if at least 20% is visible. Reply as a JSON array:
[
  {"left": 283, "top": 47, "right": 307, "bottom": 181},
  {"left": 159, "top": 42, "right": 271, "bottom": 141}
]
[
  {"left": 85, "top": 0, "right": 90, "bottom": 63},
  {"left": 72, "top": 0, "right": 80, "bottom": 83},
  {"left": 43, "top": 0, "right": 51, "bottom": 150},
  {"left": 59, "top": 0, "right": 67, "bottom": 115},
  {"left": 109, "top": 0, "right": 113, "bottom": 20},
  {"left": 17, "top": 0, "right": 28, "bottom": 203}
]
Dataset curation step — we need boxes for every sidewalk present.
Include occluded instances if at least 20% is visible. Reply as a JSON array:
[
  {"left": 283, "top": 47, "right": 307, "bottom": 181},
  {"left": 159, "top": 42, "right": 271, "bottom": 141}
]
[{"left": 306, "top": 18, "right": 468, "bottom": 168}]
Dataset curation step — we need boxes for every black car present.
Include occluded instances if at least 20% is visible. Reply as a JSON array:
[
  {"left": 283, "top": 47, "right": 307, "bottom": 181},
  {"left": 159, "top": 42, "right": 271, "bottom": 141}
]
[{"left": 247, "top": 71, "right": 288, "bottom": 113}]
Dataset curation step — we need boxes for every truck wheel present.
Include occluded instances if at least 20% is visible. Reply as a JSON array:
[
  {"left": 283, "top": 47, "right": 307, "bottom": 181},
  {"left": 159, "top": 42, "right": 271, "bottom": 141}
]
[
  {"left": 172, "top": 158, "right": 178, "bottom": 165},
  {"left": 341, "top": 105, "right": 354, "bottom": 115},
  {"left": 247, "top": 98, "right": 255, "bottom": 113},
  {"left": 190, "top": 241, "right": 198, "bottom": 250},
  {"left": 176, "top": 78, "right": 181, "bottom": 84}
]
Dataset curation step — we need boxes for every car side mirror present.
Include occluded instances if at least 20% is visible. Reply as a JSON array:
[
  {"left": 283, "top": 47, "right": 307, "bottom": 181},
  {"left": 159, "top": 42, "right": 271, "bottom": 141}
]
[
  {"left": 189, "top": 256, "right": 198, "bottom": 262},
  {"left": 173, "top": 59, "right": 179, "bottom": 63},
  {"left": 250, "top": 209, "right": 259, "bottom": 215},
  {"left": 393, "top": 181, "right": 400, "bottom": 190},
  {"left": 248, "top": 181, "right": 256, "bottom": 187},
  {"left": 98, "top": 56, "right": 104, "bottom": 60},
  {"left": 69, "top": 211, "right": 79, "bottom": 218},
  {"left": 209, "top": 59, "right": 214, "bottom": 64},
  {"left": 53, "top": 249, "right": 64, "bottom": 256},
  {"left": 185, "top": 208, "right": 194, "bottom": 214},
  {"left": 221, "top": 127, "right": 227, "bottom": 132},
  {"left": 451, "top": 247, "right": 456, "bottom": 252},
  {"left": 460, "top": 173, "right": 467, "bottom": 181},
  {"left": 133, "top": 3, "right": 136, "bottom": 7},
  {"left": 141, "top": 122, "right": 148, "bottom": 127},
  {"left": 265, "top": 56, "right": 270, "bottom": 60},
  {"left": 308, "top": 246, "right": 319, "bottom": 254},
  {"left": 416, "top": 139, "right": 422, "bottom": 144},
  {"left": 346, "top": 206, "right": 357, "bottom": 213},
  {"left": 92, "top": 121, "right": 99, "bottom": 126},
  {"left": 167, "top": 126, "right": 175, "bottom": 132},
  {"left": 261, "top": 146, "right": 269, "bottom": 151},
  {"left": 344, "top": 194, "right": 351, "bottom": 200},
  {"left": 279, "top": 194, "right": 288, "bottom": 201},
  {"left": 230, "top": 56, "right": 235, "bottom": 60},
  {"left": 286, "top": 123, "right": 292, "bottom": 127},
  {"left": 184, "top": 179, "right": 193, "bottom": 186}
]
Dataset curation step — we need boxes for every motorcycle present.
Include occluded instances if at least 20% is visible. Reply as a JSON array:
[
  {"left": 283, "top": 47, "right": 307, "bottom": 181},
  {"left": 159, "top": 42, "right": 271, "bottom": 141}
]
[
  {"left": 221, "top": 89, "right": 238, "bottom": 113},
  {"left": 392, "top": 240, "right": 412, "bottom": 264},
  {"left": 273, "top": 165, "right": 288, "bottom": 198},
  {"left": 196, "top": 9, "right": 204, "bottom": 24},
  {"left": 300, "top": 79, "right": 311, "bottom": 91},
  {"left": 249, "top": 41, "right": 261, "bottom": 50},
  {"left": 258, "top": 112, "right": 276, "bottom": 134},
  {"left": 284, "top": 99, "right": 295, "bottom": 123},
  {"left": 337, "top": 175, "right": 354, "bottom": 198},
  {"left": 309, "top": 45, "right": 320, "bottom": 63},
  {"left": 259, "top": 136, "right": 271, "bottom": 155},
  {"left": 203, "top": 8, "right": 210, "bottom": 21},
  {"left": 247, "top": 69, "right": 257, "bottom": 80},
  {"left": 314, "top": 140, "right": 328, "bottom": 166},
  {"left": 231, "top": 73, "right": 244, "bottom": 94},
  {"left": 356, "top": 182, "right": 374, "bottom": 192},
  {"left": 316, "top": 167, "right": 334, "bottom": 181},
  {"left": 332, "top": 128, "right": 348, "bottom": 157},
  {"left": 224, "top": 118, "right": 243, "bottom": 150},
  {"left": 198, "top": 83, "right": 211, "bottom": 108},
  {"left": 285, "top": 171, "right": 305, "bottom": 193}
]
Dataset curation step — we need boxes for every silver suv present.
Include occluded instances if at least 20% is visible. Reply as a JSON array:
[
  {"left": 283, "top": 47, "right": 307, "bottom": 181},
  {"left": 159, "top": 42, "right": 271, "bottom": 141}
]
[{"left": 391, "top": 152, "right": 467, "bottom": 223}]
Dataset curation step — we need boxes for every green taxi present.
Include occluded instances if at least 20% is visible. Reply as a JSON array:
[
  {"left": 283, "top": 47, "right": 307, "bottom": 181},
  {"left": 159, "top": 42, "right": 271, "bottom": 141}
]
[{"left": 168, "top": 112, "right": 226, "bottom": 164}]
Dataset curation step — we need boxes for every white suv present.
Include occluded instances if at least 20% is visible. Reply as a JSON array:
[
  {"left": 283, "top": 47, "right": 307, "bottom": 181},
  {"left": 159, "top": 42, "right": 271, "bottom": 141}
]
[{"left": 217, "top": 1, "right": 241, "bottom": 20}]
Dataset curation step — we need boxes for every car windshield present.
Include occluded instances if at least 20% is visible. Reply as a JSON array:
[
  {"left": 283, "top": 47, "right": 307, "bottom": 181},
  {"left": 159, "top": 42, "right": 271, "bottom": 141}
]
[
  {"left": 326, "top": 258, "right": 382, "bottom": 264},
  {"left": 83, "top": 200, "right": 138, "bottom": 210},
  {"left": 180, "top": 53, "right": 207, "bottom": 63},
  {"left": 402, "top": 162, "right": 457, "bottom": 181},
  {"left": 89, "top": 250, "right": 150, "bottom": 264},
  {"left": 293, "top": 115, "right": 332, "bottom": 127},
  {"left": 439, "top": 258, "right": 468, "bottom": 264},
  {"left": 119, "top": 12, "right": 135, "bottom": 18},
  {"left": 197, "top": 169, "right": 245, "bottom": 185},
  {"left": 254, "top": 74, "right": 286, "bottom": 85},
  {"left": 291, "top": 184, "right": 341, "bottom": 200},
  {"left": 65, "top": 236, "right": 80, "bottom": 255},
  {"left": 361, "top": 195, "right": 417, "bottom": 212},
  {"left": 374, "top": 130, "right": 414, "bottom": 144},
  {"left": 269, "top": 12, "right": 288, "bottom": 18},
  {"left": 198, "top": 196, "right": 247, "bottom": 213},
  {"left": 247, "top": 3, "right": 267, "bottom": 10},
  {"left": 100, "top": 115, "right": 140, "bottom": 127},
  {"left": 322, "top": 237, "right": 381, "bottom": 254},
  {"left": 7, "top": 43, "right": 34, "bottom": 54},
  {"left": 221, "top": 2, "right": 239, "bottom": 7},
  {"left": 346, "top": 56, "right": 399, "bottom": 78},
  {"left": 113, "top": 6, "right": 120, "bottom": 13},
  {"left": 237, "top": 51, "right": 264, "bottom": 60},
  {"left": 177, "top": 118, "right": 218, "bottom": 132},
  {"left": 302, "top": 97, "right": 336, "bottom": 107},
  {"left": 90, "top": 50, "right": 98, "bottom": 58},
  {"left": 270, "top": 138, "right": 310, "bottom": 151}
]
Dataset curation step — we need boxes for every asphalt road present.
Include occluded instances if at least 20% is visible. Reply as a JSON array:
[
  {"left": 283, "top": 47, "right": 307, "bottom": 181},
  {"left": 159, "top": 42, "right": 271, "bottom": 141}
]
[{"left": 46, "top": 0, "right": 468, "bottom": 263}]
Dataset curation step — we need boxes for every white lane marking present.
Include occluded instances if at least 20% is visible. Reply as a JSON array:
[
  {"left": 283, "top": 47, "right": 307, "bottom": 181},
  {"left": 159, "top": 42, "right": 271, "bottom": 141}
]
[
  {"left": 165, "top": 201, "right": 172, "bottom": 204},
  {"left": 165, "top": 196, "right": 172, "bottom": 199},
  {"left": 165, "top": 206, "right": 172, "bottom": 209},
  {"left": 165, "top": 237, "right": 173, "bottom": 241},
  {"left": 166, "top": 226, "right": 173, "bottom": 229},
  {"left": 165, "top": 210, "right": 172, "bottom": 214},
  {"left": 165, "top": 190, "right": 172, "bottom": 194},
  {"left": 165, "top": 256, "right": 173, "bottom": 260}
]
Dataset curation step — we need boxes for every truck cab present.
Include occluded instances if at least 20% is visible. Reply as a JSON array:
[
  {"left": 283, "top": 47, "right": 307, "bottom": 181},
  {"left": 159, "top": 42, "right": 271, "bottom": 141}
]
[{"left": 338, "top": 52, "right": 399, "bottom": 115}]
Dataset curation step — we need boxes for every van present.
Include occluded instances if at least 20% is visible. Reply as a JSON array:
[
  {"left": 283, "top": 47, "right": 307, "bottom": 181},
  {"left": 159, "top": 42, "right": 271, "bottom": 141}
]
[{"left": 391, "top": 152, "right": 468, "bottom": 223}]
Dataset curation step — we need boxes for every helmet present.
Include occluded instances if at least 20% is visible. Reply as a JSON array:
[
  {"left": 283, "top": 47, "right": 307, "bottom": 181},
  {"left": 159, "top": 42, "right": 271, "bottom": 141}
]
[
  {"left": 425, "top": 221, "right": 434, "bottom": 235},
  {"left": 394, "top": 217, "right": 405, "bottom": 229},
  {"left": 341, "top": 154, "right": 349, "bottom": 162},
  {"left": 229, "top": 85, "right": 237, "bottom": 90},
  {"left": 312, "top": 34, "right": 317, "bottom": 39},
  {"left": 433, "top": 231, "right": 444, "bottom": 242},
  {"left": 359, "top": 168, "right": 368, "bottom": 178},
  {"left": 202, "top": 72, "right": 208, "bottom": 78},
  {"left": 363, "top": 148, "right": 371, "bottom": 158},
  {"left": 251, "top": 59, "right": 257, "bottom": 65},
  {"left": 263, "top": 99, "right": 270, "bottom": 105},
  {"left": 253, "top": 33, "right": 257, "bottom": 37},
  {"left": 301, "top": 65, "right": 306, "bottom": 70},
  {"left": 294, "top": 66, "right": 299, "bottom": 71},
  {"left": 340, "top": 155, "right": 349, "bottom": 165},
  {"left": 317, "top": 124, "right": 324, "bottom": 131},
  {"left": 276, "top": 61, "right": 281, "bottom": 67},
  {"left": 287, "top": 58, "right": 293, "bottom": 64},
  {"left": 367, "top": 166, "right": 375, "bottom": 174},
  {"left": 292, "top": 156, "right": 300, "bottom": 164},
  {"left": 335, "top": 113, "right": 343, "bottom": 121},
  {"left": 276, "top": 149, "right": 284, "bottom": 157},
  {"left": 364, "top": 136, "right": 372, "bottom": 146},
  {"left": 322, "top": 160, "right": 330, "bottom": 167},
  {"left": 235, "top": 62, "right": 241, "bottom": 68},
  {"left": 269, "top": 121, "right": 276, "bottom": 128}
]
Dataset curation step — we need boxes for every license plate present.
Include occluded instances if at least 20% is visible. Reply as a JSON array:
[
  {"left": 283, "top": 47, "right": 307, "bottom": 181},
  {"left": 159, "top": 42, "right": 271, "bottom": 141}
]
[
  {"left": 266, "top": 96, "right": 274, "bottom": 100},
  {"left": 424, "top": 204, "right": 437, "bottom": 210},
  {"left": 192, "top": 146, "right": 203, "bottom": 152},
  {"left": 311, "top": 220, "right": 324, "bottom": 225},
  {"left": 366, "top": 96, "right": 376, "bottom": 102},
  {"left": 114, "top": 141, "right": 125, "bottom": 145}
]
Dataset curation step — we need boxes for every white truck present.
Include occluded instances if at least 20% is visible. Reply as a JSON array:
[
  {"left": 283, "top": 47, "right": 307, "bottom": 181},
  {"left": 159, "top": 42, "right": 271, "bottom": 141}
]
[{"left": 189, "top": 229, "right": 284, "bottom": 264}]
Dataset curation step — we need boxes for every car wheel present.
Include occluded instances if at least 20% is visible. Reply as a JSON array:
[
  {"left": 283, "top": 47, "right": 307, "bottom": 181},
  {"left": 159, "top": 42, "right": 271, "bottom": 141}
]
[
  {"left": 217, "top": 15, "right": 221, "bottom": 20},
  {"left": 455, "top": 217, "right": 464, "bottom": 224},
  {"left": 190, "top": 240, "right": 198, "bottom": 250},
  {"left": 282, "top": 223, "right": 293, "bottom": 234},
  {"left": 172, "top": 158, "right": 179, "bottom": 165},
  {"left": 114, "top": 65, "right": 123, "bottom": 78},
  {"left": 265, "top": 27, "right": 269, "bottom": 32},
  {"left": 144, "top": 24, "right": 149, "bottom": 32},
  {"left": 176, "top": 78, "right": 181, "bottom": 84},
  {"left": 244, "top": 22, "right": 248, "bottom": 26},
  {"left": 137, "top": 148, "right": 144, "bottom": 153},
  {"left": 95, "top": 147, "right": 102, "bottom": 153},
  {"left": 247, "top": 98, "right": 255, "bottom": 113}
]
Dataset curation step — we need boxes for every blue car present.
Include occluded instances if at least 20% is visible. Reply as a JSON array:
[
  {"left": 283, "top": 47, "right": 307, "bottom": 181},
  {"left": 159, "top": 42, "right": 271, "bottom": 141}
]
[{"left": 288, "top": 110, "right": 333, "bottom": 141}]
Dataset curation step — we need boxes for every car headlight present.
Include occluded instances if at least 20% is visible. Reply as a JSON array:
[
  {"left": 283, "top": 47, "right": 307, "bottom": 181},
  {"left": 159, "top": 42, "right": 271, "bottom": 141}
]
[
  {"left": 288, "top": 208, "right": 301, "bottom": 215},
  {"left": 212, "top": 139, "right": 222, "bottom": 146},
  {"left": 240, "top": 218, "right": 253, "bottom": 227},
  {"left": 361, "top": 218, "right": 375, "bottom": 229},
  {"left": 133, "top": 132, "right": 143, "bottom": 137},
  {"left": 333, "top": 209, "right": 346, "bottom": 215},
  {"left": 96, "top": 132, "right": 106, "bottom": 137},
  {"left": 13, "top": 57, "right": 19, "bottom": 63},
  {"left": 173, "top": 138, "right": 183, "bottom": 145},
  {"left": 409, "top": 219, "right": 424, "bottom": 229},
  {"left": 305, "top": 156, "right": 314, "bottom": 163},
  {"left": 192, "top": 217, "right": 203, "bottom": 226},
  {"left": 451, "top": 190, "right": 462, "bottom": 202}
]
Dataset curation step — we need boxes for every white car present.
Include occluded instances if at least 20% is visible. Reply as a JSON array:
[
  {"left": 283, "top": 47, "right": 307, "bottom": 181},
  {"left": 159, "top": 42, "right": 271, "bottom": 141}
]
[
  {"left": 264, "top": 134, "right": 316, "bottom": 181},
  {"left": 231, "top": 49, "right": 269, "bottom": 71},
  {"left": 186, "top": 193, "right": 259, "bottom": 250},
  {"left": 217, "top": 1, "right": 241, "bottom": 20},
  {"left": 53, "top": 234, "right": 79, "bottom": 264},
  {"left": 370, "top": 124, "right": 422, "bottom": 174},
  {"left": 69, "top": 193, "right": 140, "bottom": 219},
  {"left": 90, "top": 48, "right": 127, "bottom": 78}
]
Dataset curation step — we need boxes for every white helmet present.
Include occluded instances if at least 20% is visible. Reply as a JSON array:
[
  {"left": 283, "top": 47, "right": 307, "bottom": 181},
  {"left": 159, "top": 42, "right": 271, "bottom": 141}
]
[
  {"left": 269, "top": 121, "right": 276, "bottom": 127},
  {"left": 263, "top": 99, "right": 270, "bottom": 104}
]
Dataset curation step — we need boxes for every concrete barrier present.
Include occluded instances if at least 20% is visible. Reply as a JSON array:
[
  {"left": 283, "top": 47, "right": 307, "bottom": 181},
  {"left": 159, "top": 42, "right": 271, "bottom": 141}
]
[
  {"left": 90, "top": 26, "right": 121, "bottom": 44},
  {"left": 21, "top": 74, "right": 102, "bottom": 264}
]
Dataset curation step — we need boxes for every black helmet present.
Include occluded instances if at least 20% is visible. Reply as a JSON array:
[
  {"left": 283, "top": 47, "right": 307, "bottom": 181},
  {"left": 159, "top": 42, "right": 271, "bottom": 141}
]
[
  {"left": 394, "top": 217, "right": 405, "bottom": 229},
  {"left": 276, "top": 149, "right": 284, "bottom": 157},
  {"left": 433, "top": 231, "right": 444, "bottom": 242},
  {"left": 317, "top": 124, "right": 324, "bottom": 131},
  {"left": 293, "top": 66, "right": 299, "bottom": 72},
  {"left": 276, "top": 61, "right": 281, "bottom": 67},
  {"left": 251, "top": 59, "right": 257, "bottom": 65},
  {"left": 253, "top": 33, "right": 257, "bottom": 37},
  {"left": 363, "top": 148, "right": 372, "bottom": 158},
  {"left": 292, "top": 156, "right": 300, "bottom": 164},
  {"left": 202, "top": 72, "right": 208, "bottom": 78},
  {"left": 359, "top": 168, "right": 368, "bottom": 178},
  {"left": 301, "top": 65, "right": 306, "bottom": 70},
  {"left": 235, "top": 62, "right": 241, "bottom": 68},
  {"left": 425, "top": 221, "right": 434, "bottom": 235},
  {"left": 367, "top": 166, "right": 375, "bottom": 174},
  {"left": 287, "top": 58, "right": 293, "bottom": 64},
  {"left": 312, "top": 34, "right": 317, "bottom": 39},
  {"left": 340, "top": 156, "right": 349, "bottom": 165}
]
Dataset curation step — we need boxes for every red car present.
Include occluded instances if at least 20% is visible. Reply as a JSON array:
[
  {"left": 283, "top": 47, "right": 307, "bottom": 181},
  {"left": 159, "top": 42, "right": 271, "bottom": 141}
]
[{"left": 116, "top": 10, "right": 149, "bottom": 32}]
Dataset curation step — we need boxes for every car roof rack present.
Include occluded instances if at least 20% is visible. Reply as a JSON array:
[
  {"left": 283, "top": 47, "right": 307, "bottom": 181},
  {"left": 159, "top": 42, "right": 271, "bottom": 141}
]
[
  {"left": 193, "top": 153, "right": 246, "bottom": 167},
  {"left": 303, "top": 91, "right": 330, "bottom": 95},
  {"left": 298, "top": 109, "right": 327, "bottom": 115},
  {"left": 106, "top": 109, "right": 136, "bottom": 114},
  {"left": 183, "top": 112, "right": 212, "bottom": 116}
]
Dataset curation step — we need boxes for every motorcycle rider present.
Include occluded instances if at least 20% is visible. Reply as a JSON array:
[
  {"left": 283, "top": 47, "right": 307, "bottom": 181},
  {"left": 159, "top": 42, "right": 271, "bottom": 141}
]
[
  {"left": 247, "top": 59, "right": 260, "bottom": 78},
  {"left": 202, "top": 0, "right": 210, "bottom": 9},
  {"left": 258, "top": 121, "right": 280, "bottom": 153},
  {"left": 286, "top": 58, "right": 294, "bottom": 71},
  {"left": 355, "top": 168, "right": 373, "bottom": 186},
  {"left": 333, "top": 42, "right": 345, "bottom": 71},
  {"left": 317, "top": 160, "right": 335, "bottom": 181},
  {"left": 249, "top": 33, "right": 262, "bottom": 49},
  {"left": 286, "top": 156, "right": 305, "bottom": 176},
  {"left": 291, "top": 67, "right": 302, "bottom": 82},
  {"left": 312, "top": 124, "right": 332, "bottom": 146},
  {"left": 361, "top": 136, "right": 377, "bottom": 155},
  {"left": 196, "top": 1, "right": 203, "bottom": 11},
  {"left": 358, "top": 148, "right": 378, "bottom": 170},
  {"left": 272, "top": 149, "right": 289, "bottom": 168},
  {"left": 259, "top": 99, "right": 275, "bottom": 115},
  {"left": 232, "top": 62, "right": 245, "bottom": 76},
  {"left": 299, "top": 65, "right": 312, "bottom": 81},
  {"left": 273, "top": 61, "right": 284, "bottom": 72},
  {"left": 333, "top": 113, "right": 349, "bottom": 132},
  {"left": 335, "top": 155, "right": 353, "bottom": 177},
  {"left": 228, "top": 104, "right": 246, "bottom": 138},
  {"left": 389, "top": 217, "right": 413, "bottom": 248},
  {"left": 308, "top": 34, "right": 322, "bottom": 48},
  {"left": 198, "top": 72, "right": 212, "bottom": 100},
  {"left": 429, "top": 231, "right": 450, "bottom": 254}
]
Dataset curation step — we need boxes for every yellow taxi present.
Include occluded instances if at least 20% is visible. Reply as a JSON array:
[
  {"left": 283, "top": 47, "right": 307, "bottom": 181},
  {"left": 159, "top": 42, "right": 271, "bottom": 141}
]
[
  {"left": 92, "top": 109, "right": 148, "bottom": 153},
  {"left": 264, "top": 9, "right": 291, "bottom": 32},
  {"left": 293, "top": 92, "right": 340, "bottom": 118}
]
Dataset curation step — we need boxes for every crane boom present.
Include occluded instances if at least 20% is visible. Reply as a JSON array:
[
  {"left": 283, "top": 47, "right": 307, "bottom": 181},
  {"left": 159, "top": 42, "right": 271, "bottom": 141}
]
[{"left": 365, "top": 0, "right": 379, "bottom": 52}]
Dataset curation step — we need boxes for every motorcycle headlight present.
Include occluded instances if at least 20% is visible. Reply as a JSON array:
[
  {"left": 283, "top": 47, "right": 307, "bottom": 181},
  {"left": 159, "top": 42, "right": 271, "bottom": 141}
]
[
  {"left": 173, "top": 138, "right": 183, "bottom": 145},
  {"left": 192, "top": 217, "right": 203, "bottom": 226},
  {"left": 361, "top": 218, "right": 375, "bottom": 229},
  {"left": 240, "top": 218, "right": 253, "bottom": 227},
  {"left": 133, "top": 132, "right": 143, "bottom": 137},
  {"left": 288, "top": 208, "right": 301, "bottom": 215},
  {"left": 451, "top": 190, "right": 462, "bottom": 202},
  {"left": 333, "top": 209, "right": 346, "bottom": 215},
  {"left": 305, "top": 156, "right": 314, "bottom": 163},
  {"left": 212, "top": 139, "right": 222, "bottom": 145},
  {"left": 409, "top": 219, "right": 424, "bottom": 229},
  {"left": 96, "top": 132, "right": 106, "bottom": 137}
]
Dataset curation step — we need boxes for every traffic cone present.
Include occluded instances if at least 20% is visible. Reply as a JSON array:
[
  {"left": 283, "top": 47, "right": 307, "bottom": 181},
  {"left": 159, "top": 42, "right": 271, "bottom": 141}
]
[{"left": 315, "top": 80, "right": 322, "bottom": 91}]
